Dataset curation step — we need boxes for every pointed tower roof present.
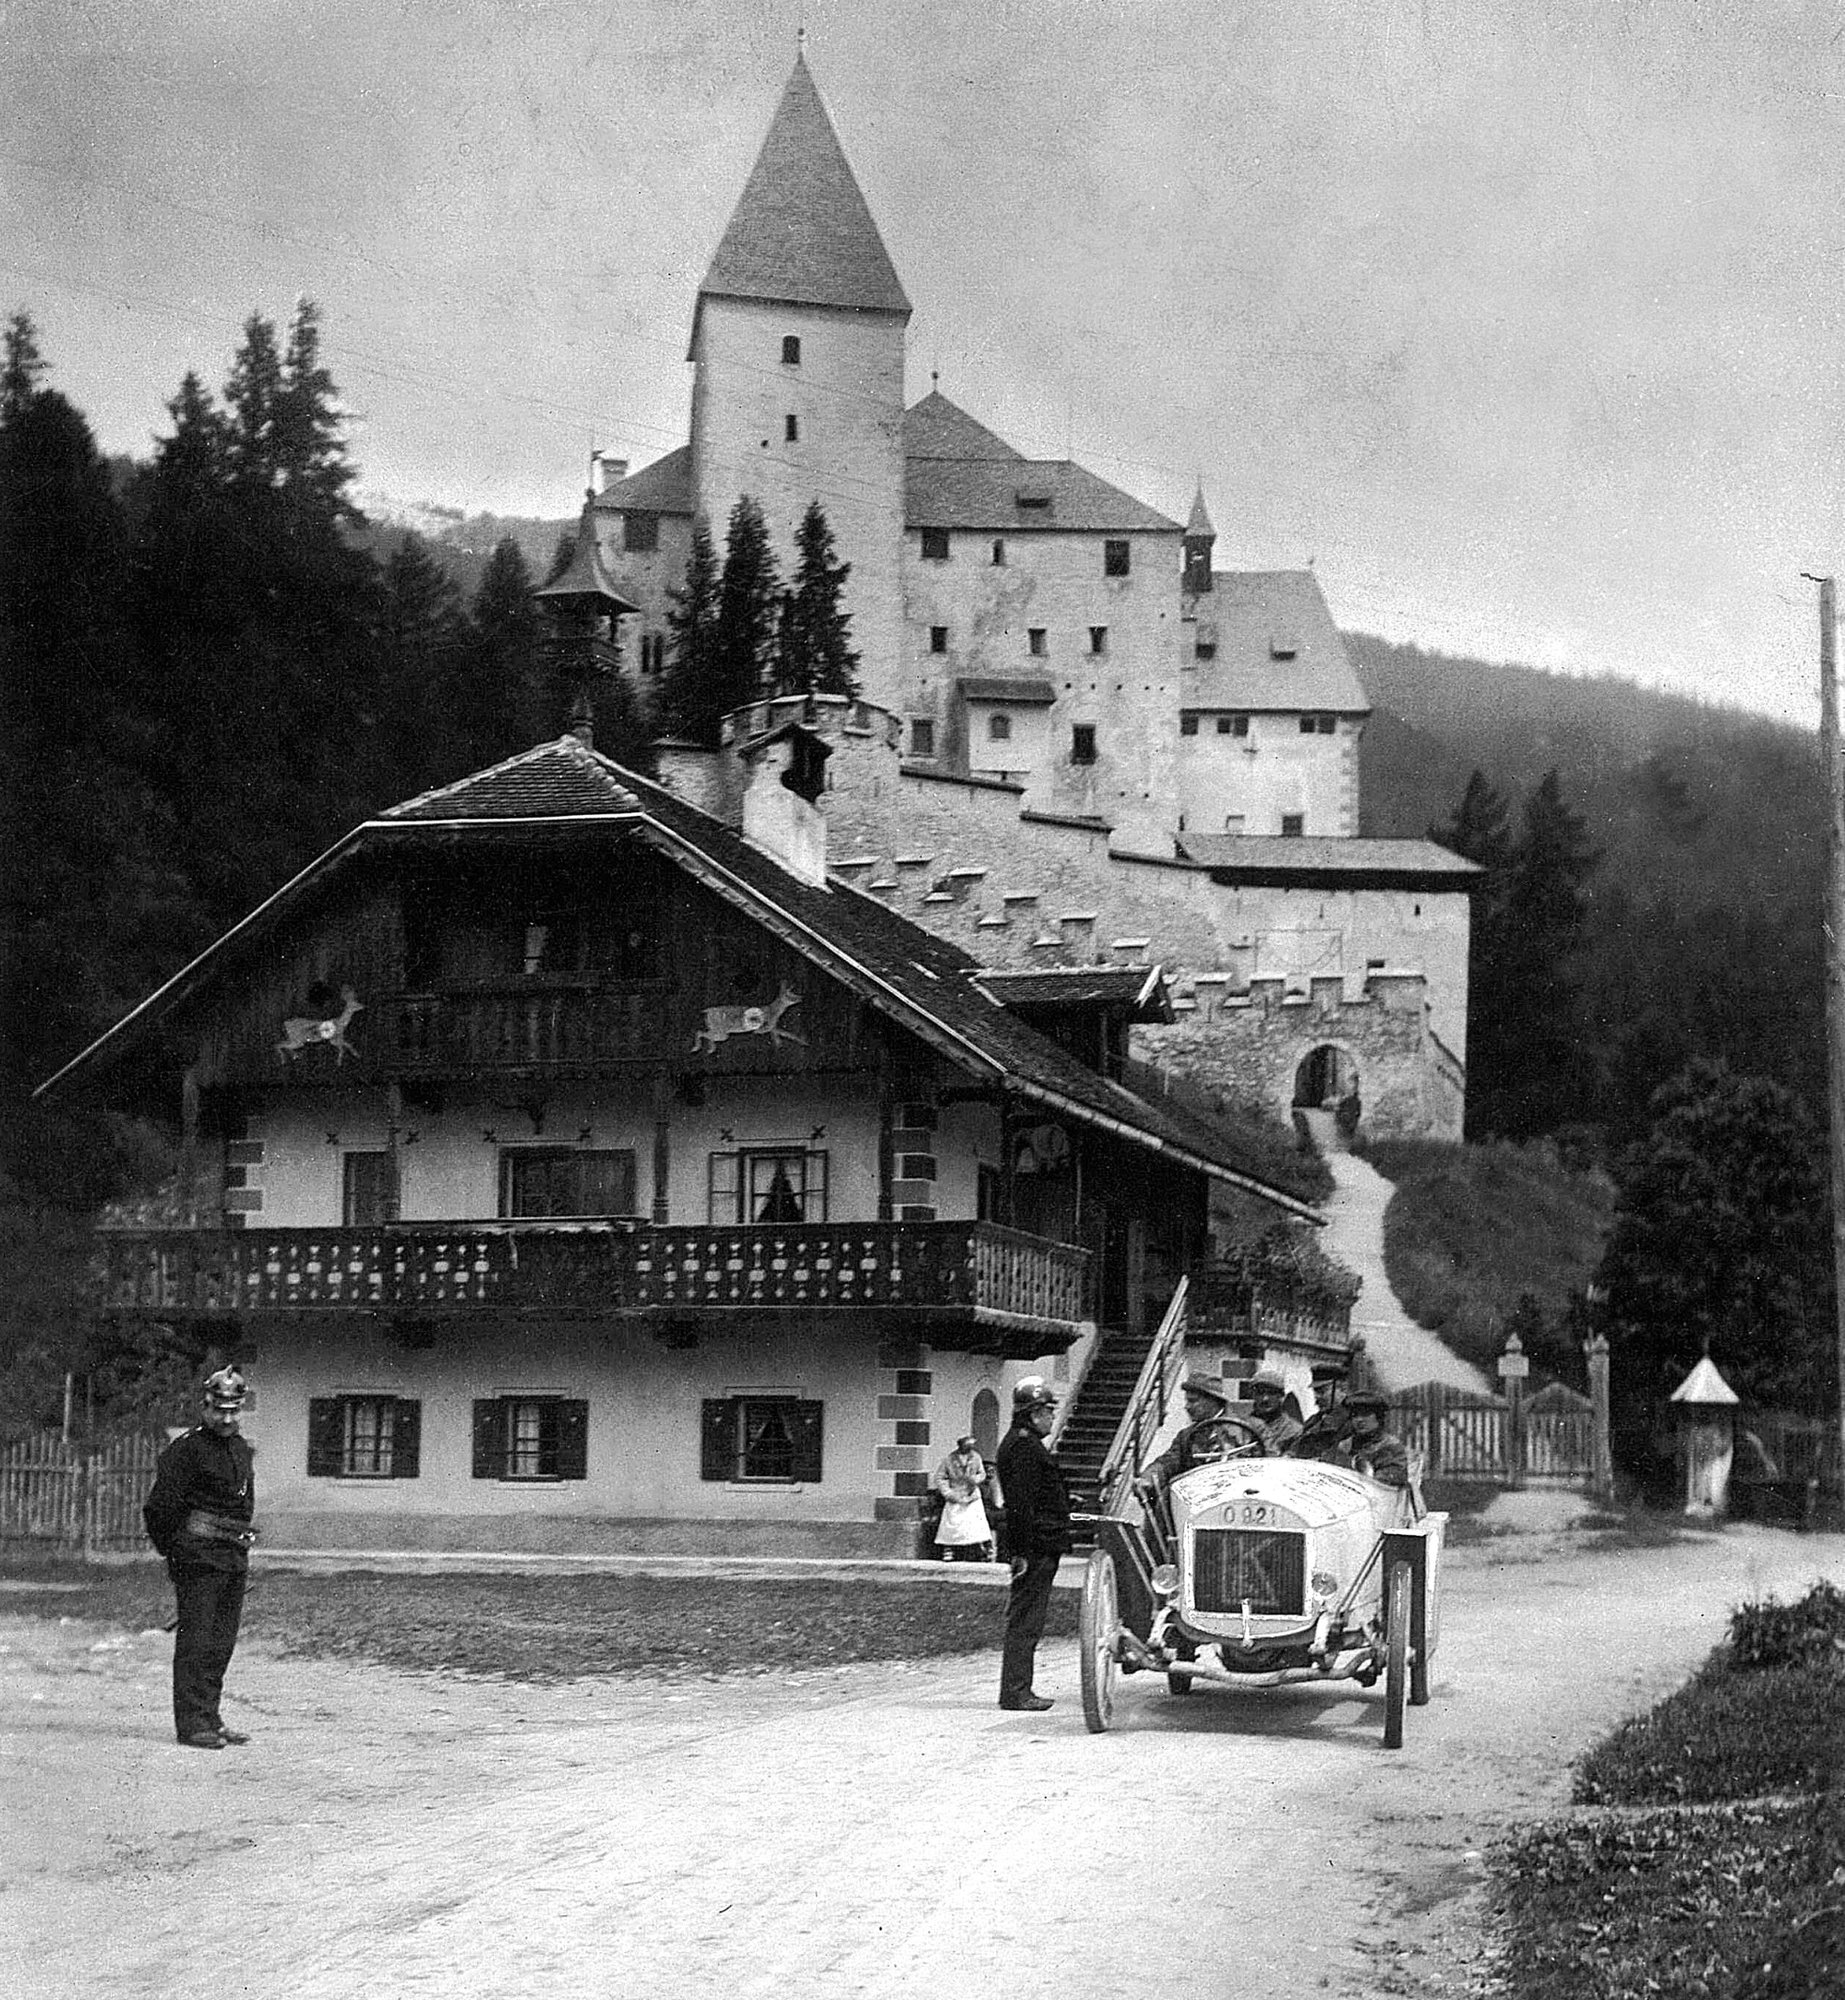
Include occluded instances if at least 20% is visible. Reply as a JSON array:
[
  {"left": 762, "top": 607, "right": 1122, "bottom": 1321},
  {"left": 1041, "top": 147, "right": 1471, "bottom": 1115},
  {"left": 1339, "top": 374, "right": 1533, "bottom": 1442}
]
[
  {"left": 694, "top": 56, "right": 911, "bottom": 345},
  {"left": 1186, "top": 486, "right": 1215, "bottom": 538},
  {"left": 532, "top": 498, "right": 640, "bottom": 612}
]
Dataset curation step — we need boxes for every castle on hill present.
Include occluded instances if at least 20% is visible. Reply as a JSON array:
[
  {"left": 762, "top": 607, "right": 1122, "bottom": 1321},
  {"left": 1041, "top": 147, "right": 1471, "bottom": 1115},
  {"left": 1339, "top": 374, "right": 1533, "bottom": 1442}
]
[{"left": 580, "top": 54, "right": 1473, "bottom": 1140}]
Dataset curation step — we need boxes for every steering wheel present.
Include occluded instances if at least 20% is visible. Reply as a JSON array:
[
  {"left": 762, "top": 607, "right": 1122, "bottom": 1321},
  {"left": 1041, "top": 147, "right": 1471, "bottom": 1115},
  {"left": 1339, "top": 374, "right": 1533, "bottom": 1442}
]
[{"left": 1192, "top": 1416, "right": 1267, "bottom": 1463}]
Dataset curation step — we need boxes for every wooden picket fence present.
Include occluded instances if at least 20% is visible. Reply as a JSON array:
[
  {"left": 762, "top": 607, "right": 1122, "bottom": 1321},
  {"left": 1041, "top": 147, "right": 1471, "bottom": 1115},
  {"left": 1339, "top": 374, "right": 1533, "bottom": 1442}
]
[
  {"left": 1388, "top": 1380, "right": 1599, "bottom": 1488},
  {"left": 0, "top": 1434, "right": 162, "bottom": 1557}
]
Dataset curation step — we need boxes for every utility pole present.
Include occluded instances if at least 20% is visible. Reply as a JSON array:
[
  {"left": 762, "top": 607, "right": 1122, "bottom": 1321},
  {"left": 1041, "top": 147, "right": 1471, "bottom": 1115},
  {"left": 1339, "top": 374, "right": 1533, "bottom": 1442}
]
[{"left": 1808, "top": 572, "right": 1845, "bottom": 1500}]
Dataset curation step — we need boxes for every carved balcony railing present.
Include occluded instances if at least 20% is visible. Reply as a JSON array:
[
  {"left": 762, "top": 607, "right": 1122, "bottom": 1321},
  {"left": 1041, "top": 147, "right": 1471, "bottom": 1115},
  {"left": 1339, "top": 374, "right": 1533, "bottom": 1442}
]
[
  {"left": 378, "top": 986, "right": 672, "bottom": 1074},
  {"left": 97, "top": 1221, "right": 1092, "bottom": 1353}
]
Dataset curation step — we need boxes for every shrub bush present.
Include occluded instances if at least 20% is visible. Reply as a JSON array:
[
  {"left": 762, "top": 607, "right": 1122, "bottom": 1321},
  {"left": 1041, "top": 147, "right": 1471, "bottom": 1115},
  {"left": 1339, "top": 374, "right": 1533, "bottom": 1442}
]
[{"left": 1728, "top": 1580, "right": 1845, "bottom": 1671}]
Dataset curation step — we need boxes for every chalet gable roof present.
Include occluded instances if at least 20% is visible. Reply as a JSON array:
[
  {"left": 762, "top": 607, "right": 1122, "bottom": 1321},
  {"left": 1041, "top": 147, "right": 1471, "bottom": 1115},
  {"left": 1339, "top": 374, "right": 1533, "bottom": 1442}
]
[{"left": 36, "top": 738, "right": 1318, "bottom": 1217}]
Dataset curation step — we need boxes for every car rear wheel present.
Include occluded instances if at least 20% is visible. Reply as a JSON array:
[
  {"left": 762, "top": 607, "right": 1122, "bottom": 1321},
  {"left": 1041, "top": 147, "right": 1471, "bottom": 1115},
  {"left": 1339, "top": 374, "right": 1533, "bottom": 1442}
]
[
  {"left": 1079, "top": 1549, "right": 1120, "bottom": 1733},
  {"left": 1383, "top": 1558, "right": 1411, "bottom": 1749}
]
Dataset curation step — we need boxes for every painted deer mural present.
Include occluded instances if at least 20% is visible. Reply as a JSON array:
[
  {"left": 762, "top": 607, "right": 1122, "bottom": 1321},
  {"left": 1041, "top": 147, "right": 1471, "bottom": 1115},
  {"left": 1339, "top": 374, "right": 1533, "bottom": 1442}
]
[
  {"left": 276, "top": 985, "right": 365, "bottom": 1065},
  {"left": 691, "top": 982, "right": 805, "bottom": 1055}
]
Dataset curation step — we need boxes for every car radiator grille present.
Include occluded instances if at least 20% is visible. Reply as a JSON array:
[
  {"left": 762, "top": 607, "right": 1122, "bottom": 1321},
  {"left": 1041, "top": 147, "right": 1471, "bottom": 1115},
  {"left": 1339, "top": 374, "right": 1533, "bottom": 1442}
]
[{"left": 1191, "top": 1528, "right": 1307, "bottom": 1616}]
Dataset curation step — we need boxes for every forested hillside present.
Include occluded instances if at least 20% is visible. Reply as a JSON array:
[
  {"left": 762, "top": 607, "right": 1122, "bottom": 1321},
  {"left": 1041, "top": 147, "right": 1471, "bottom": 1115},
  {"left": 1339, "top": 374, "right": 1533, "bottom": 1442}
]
[{"left": 1351, "top": 633, "right": 1825, "bottom": 1142}]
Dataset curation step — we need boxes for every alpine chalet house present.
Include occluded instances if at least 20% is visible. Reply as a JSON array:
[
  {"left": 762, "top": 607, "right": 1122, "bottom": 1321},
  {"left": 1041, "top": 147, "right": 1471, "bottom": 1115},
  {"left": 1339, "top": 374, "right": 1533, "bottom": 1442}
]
[{"left": 38, "top": 715, "right": 1333, "bottom": 1555}]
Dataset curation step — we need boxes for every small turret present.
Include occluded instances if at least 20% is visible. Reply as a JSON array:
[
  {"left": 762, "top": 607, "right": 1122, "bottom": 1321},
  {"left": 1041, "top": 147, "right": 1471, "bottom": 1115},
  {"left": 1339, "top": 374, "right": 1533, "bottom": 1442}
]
[
  {"left": 532, "top": 489, "right": 641, "bottom": 745},
  {"left": 1183, "top": 486, "right": 1215, "bottom": 596}
]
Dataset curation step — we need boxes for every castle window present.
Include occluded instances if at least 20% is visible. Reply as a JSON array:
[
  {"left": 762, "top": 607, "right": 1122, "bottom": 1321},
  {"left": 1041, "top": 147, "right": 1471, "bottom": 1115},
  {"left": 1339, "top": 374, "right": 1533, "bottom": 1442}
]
[
  {"left": 782, "top": 335, "right": 801, "bottom": 365},
  {"left": 1317, "top": 714, "right": 1337, "bottom": 733},
  {"left": 1028, "top": 628, "right": 1047, "bottom": 656},
  {"left": 1088, "top": 626, "right": 1108, "bottom": 654},
  {"left": 623, "top": 511, "right": 659, "bottom": 554},
  {"left": 1016, "top": 493, "right": 1052, "bottom": 515},
  {"left": 991, "top": 539, "right": 1006, "bottom": 565},
  {"left": 1104, "top": 539, "right": 1131, "bottom": 577},
  {"left": 1180, "top": 713, "right": 1199, "bottom": 736},
  {"left": 930, "top": 626, "right": 949, "bottom": 654},
  {"left": 1071, "top": 723, "right": 1097, "bottom": 765},
  {"left": 785, "top": 413, "right": 799, "bottom": 443},
  {"left": 1219, "top": 715, "right": 1249, "bottom": 736},
  {"left": 920, "top": 527, "right": 950, "bottom": 560},
  {"left": 1194, "top": 641, "right": 1217, "bottom": 661},
  {"left": 909, "top": 719, "right": 936, "bottom": 758},
  {"left": 988, "top": 714, "right": 1013, "bottom": 743},
  {"left": 1281, "top": 813, "right": 1305, "bottom": 837}
]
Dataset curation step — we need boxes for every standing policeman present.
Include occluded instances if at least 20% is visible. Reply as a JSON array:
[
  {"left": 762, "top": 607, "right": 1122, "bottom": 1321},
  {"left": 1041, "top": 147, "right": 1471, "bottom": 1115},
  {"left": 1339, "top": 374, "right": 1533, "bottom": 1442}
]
[
  {"left": 144, "top": 1366, "right": 257, "bottom": 1749},
  {"left": 994, "top": 1376, "right": 1071, "bottom": 1712}
]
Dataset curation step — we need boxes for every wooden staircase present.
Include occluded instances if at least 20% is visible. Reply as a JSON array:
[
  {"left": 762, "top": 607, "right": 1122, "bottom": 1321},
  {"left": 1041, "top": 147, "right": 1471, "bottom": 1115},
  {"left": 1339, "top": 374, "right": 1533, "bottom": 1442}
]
[
  {"left": 1055, "top": 1279, "right": 1190, "bottom": 1545},
  {"left": 1055, "top": 1326, "right": 1158, "bottom": 1534}
]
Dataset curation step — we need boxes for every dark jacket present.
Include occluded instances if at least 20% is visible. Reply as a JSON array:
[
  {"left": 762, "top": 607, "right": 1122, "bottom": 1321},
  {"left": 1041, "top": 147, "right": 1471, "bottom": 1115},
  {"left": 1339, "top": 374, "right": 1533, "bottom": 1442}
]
[
  {"left": 995, "top": 1420, "right": 1073, "bottom": 1559},
  {"left": 1349, "top": 1426, "right": 1410, "bottom": 1489},
  {"left": 144, "top": 1426, "right": 256, "bottom": 1573},
  {"left": 1290, "top": 1406, "right": 1352, "bottom": 1463}
]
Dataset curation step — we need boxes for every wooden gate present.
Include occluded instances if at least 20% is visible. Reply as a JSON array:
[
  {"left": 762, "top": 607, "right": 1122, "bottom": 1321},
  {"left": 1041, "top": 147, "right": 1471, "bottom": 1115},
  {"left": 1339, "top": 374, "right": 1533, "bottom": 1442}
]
[
  {"left": 0, "top": 1435, "right": 162, "bottom": 1556},
  {"left": 1388, "top": 1380, "right": 1598, "bottom": 1487}
]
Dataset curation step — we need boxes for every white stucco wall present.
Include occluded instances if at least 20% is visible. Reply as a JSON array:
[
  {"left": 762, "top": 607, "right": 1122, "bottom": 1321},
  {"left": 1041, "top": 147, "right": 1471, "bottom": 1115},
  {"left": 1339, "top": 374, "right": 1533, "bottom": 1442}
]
[
  {"left": 1175, "top": 713, "right": 1361, "bottom": 838},
  {"left": 690, "top": 296, "right": 907, "bottom": 705}
]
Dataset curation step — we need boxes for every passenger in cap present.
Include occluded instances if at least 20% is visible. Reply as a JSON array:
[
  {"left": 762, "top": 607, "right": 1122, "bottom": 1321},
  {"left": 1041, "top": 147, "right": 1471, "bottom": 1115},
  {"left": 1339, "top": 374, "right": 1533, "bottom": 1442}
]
[
  {"left": 1290, "top": 1359, "right": 1356, "bottom": 1463},
  {"left": 1244, "top": 1368, "right": 1304, "bottom": 1454},
  {"left": 1134, "top": 1373, "right": 1265, "bottom": 1508},
  {"left": 1345, "top": 1391, "right": 1410, "bottom": 1488}
]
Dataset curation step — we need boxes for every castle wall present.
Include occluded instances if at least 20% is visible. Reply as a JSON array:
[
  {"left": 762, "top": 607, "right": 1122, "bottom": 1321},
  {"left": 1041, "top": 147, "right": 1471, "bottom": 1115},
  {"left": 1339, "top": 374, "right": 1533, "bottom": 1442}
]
[
  {"left": 1175, "top": 710, "right": 1361, "bottom": 838},
  {"left": 896, "top": 526, "right": 1182, "bottom": 825},
  {"left": 689, "top": 296, "right": 906, "bottom": 702}
]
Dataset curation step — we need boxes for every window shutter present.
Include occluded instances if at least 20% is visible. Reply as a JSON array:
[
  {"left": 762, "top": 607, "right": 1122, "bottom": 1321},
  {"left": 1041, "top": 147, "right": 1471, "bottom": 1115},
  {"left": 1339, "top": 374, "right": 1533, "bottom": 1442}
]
[
  {"left": 700, "top": 1399, "right": 735, "bottom": 1481},
  {"left": 472, "top": 1399, "right": 500, "bottom": 1479},
  {"left": 392, "top": 1399, "right": 421, "bottom": 1479},
  {"left": 791, "top": 1400, "right": 824, "bottom": 1483},
  {"left": 555, "top": 1399, "right": 589, "bottom": 1481},
  {"left": 707, "top": 1151, "right": 739, "bottom": 1224},
  {"left": 307, "top": 1398, "right": 343, "bottom": 1477}
]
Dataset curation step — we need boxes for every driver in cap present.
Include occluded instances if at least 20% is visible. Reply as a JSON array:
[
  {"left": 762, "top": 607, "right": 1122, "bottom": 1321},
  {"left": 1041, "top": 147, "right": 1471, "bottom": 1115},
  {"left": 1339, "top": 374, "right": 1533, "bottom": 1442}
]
[
  {"left": 1244, "top": 1368, "right": 1303, "bottom": 1454},
  {"left": 1134, "top": 1373, "right": 1264, "bottom": 1506}
]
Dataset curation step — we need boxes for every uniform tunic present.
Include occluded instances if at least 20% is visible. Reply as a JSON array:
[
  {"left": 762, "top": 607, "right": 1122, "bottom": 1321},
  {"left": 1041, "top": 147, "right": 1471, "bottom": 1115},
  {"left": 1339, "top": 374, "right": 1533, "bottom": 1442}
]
[
  {"left": 144, "top": 1426, "right": 255, "bottom": 1741},
  {"left": 994, "top": 1419, "right": 1072, "bottom": 1704}
]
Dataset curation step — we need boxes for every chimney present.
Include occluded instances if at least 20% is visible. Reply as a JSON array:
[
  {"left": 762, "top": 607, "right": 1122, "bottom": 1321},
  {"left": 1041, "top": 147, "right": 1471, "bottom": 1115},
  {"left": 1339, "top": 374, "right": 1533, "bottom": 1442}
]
[
  {"left": 593, "top": 453, "right": 630, "bottom": 495},
  {"left": 740, "top": 725, "right": 831, "bottom": 889}
]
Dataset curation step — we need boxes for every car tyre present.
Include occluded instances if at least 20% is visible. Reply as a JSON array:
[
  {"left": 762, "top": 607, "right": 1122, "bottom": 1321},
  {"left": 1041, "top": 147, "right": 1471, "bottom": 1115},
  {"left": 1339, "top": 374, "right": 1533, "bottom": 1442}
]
[
  {"left": 1383, "top": 1557, "right": 1411, "bottom": 1749},
  {"left": 1079, "top": 1548, "right": 1119, "bottom": 1734}
]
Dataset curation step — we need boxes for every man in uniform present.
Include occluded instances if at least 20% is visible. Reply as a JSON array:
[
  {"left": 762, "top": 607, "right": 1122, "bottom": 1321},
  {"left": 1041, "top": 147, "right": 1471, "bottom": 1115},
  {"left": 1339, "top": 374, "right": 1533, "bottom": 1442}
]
[
  {"left": 1245, "top": 1368, "right": 1304, "bottom": 1455},
  {"left": 144, "top": 1366, "right": 257, "bottom": 1749},
  {"left": 1345, "top": 1390, "right": 1411, "bottom": 1488},
  {"left": 994, "top": 1377, "right": 1072, "bottom": 1712},
  {"left": 1291, "top": 1359, "right": 1354, "bottom": 1463}
]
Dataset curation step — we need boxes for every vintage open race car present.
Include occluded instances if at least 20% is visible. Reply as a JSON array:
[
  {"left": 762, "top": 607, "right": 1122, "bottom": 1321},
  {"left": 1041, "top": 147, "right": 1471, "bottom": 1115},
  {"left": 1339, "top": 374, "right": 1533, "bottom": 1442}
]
[{"left": 1074, "top": 1428, "right": 1447, "bottom": 1747}]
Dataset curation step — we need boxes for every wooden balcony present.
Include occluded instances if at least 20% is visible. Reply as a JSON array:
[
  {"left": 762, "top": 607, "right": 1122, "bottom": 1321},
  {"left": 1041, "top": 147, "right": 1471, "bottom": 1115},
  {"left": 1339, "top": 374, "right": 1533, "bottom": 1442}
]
[
  {"left": 379, "top": 986, "right": 671, "bottom": 1076},
  {"left": 97, "top": 1221, "right": 1092, "bottom": 1356}
]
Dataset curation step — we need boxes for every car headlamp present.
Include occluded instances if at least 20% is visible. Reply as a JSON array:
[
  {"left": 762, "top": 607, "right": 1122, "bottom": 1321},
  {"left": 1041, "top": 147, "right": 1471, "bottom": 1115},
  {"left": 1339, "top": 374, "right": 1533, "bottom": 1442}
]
[{"left": 1151, "top": 1563, "right": 1180, "bottom": 1598}]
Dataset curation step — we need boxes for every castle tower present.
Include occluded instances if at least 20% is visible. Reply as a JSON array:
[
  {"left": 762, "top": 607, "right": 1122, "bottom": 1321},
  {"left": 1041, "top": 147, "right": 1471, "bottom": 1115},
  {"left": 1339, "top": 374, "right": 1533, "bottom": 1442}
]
[{"left": 688, "top": 55, "right": 911, "bottom": 705}]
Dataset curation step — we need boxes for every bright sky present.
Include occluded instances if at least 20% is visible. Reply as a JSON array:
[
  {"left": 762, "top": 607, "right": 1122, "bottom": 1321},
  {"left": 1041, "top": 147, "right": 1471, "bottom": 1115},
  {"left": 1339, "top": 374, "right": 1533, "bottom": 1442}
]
[{"left": 5, "top": 0, "right": 1840, "bottom": 723}]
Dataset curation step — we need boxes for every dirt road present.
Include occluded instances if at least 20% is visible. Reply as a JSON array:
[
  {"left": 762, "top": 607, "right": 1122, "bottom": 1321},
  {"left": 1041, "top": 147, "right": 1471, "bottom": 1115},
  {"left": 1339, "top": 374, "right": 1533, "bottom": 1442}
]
[{"left": 6, "top": 1524, "right": 1845, "bottom": 2000}]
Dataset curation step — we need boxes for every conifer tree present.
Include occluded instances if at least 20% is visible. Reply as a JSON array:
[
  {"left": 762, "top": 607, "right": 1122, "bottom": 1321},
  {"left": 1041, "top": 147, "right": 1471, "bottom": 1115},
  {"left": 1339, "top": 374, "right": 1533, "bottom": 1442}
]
[
  {"left": 1, "top": 310, "right": 47, "bottom": 422},
  {"left": 380, "top": 534, "right": 467, "bottom": 788},
  {"left": 710, "top": 494, "right": 779, "bottom": 731},
  {"left": 462, "top": 536, "right": 545, "bottom": 758},
  {"left": 659, "top": 514, "right": 720, "bottom": 742},
  {"left": 772, "top": 500, "right": 859, "bottom": 698}
]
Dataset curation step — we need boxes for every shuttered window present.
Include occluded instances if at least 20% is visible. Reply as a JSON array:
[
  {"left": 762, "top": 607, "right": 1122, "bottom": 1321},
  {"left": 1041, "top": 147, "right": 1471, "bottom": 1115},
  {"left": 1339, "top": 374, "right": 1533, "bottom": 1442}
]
[
  {"left": 700, "top": 1398, "right": 823, "bottom": 1483},
  {"left": 342, "top": 1152, "right": 393, "bottom": 1226},
  {"left": 470, "top": 1397, "right": 589, "bottom": 1480},
  {"left": 307, "top": 1397, "right": 421, "bottom": 1478}
]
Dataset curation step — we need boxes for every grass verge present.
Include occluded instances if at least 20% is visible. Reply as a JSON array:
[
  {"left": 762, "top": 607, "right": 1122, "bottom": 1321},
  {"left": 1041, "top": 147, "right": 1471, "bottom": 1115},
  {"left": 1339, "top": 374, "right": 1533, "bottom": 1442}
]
[
  {"left": 1361, "top": 1136, "right": 1613, "bottom": 1379},
  {"left": 1490, "top": 1581, "right": 1845, "bottom": 2000},
  {"left": 0, "top": 1560, "right": 1075, "bottom": 1681}
]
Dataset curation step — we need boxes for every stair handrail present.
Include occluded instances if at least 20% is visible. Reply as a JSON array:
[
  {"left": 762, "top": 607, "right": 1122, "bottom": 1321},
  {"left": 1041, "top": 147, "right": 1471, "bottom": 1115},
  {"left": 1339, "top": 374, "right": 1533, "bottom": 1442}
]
[{"left": 1094, "top": 1276, "right": 1189, "bottom": 1513}]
